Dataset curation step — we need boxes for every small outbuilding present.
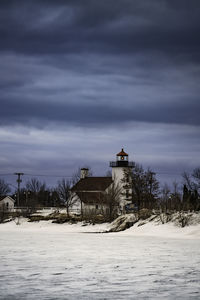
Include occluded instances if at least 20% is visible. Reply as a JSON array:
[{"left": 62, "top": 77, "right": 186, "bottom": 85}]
[{"left": 0, "top": 196, "right": 15, "bottom": 211}]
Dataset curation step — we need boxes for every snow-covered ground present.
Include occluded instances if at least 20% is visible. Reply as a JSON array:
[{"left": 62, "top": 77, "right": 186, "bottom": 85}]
[
  {"left": 0, "top": 220, "right": 200, "bottom": 299},
  {"left": 117, "top": 222, "right": 200, "bottom": 240}
]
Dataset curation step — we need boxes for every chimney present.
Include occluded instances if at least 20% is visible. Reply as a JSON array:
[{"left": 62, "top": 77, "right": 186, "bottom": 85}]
[{"left": 80, "top": 168, "right": 89, "bottom": 179}]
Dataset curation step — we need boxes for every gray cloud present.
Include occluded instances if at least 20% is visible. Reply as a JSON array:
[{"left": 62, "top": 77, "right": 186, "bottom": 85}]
[
  {"left": 0, "top": 51, "right": 199, "bottom": 127},
  {"left": 0, "top": 0, "right": 200, "bottom": 58},
  {"left": 0, "top": 0, "right": 199, "bottom": 185},
  {"left": 1, "top": 93, "right": 200, "bottom": 127}
]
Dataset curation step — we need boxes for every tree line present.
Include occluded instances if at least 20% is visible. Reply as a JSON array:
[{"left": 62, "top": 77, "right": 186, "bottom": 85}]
[
  {"left": 0, "top": 177, "right": 71, "bottom": 209},
  {"left": 0, "top": 165, "right": 200, "bottom": 213},
  {"left": 123, "top": 164, "right": 200, "bottom": 211}
]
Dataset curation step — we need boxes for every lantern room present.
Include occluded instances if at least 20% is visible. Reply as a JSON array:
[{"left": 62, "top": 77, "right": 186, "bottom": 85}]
[
  {"left": 116, "top": 148, "right": 128, "bottom": 162},
  {"left": 110, "top": 148, "right": 134, "bottom": 168}
]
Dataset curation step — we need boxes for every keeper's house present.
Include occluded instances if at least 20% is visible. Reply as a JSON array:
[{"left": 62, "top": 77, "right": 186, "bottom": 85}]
[{"left": 71, "top": 149, "right": 134, "bottom": 216}]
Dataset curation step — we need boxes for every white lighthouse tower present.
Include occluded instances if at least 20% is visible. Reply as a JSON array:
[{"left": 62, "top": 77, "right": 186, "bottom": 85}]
[{"left": 110, "top": 149, "right": 134, "bottom": 211}]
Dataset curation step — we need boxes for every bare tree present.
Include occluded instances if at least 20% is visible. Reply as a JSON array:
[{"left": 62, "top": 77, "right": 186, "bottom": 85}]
[
  {"left": 192, "top": 168, "right": 200, "bottom": 189},
  {"left": 25, "top": 178, "right": 46, "bottom": 207},
  {"left": 144, "top": 168, "right": 160, "bottom": 209},
  {"left": 170, "top": 181, "right": 182, "bottom": 211},
  {"left": 123, "top": 164, "right": 159, "bottom": 210},
  {"left": 160, "top": 183, "right": 171, "bottom": 212},
  {"left": 57, "top": 179, "right": 77, "bottom": 215},
  {"left": 26, "top": 178, "right": 46, "bottom": 193},
  {"left": 0, "top": 179, "right": 11, "bottom": 197},
  {"left": 105, "top": 180, "right": 122, "bottom": 221},
  {"left": 182, "top": 168, "right": 200, "bottom": 211},
  {"left": 182, "top": 172, "right": 195, "bottom": 191},
  {"left": 183, "top": 168, "right": 200, "bottom": 192},
  {"left": 123, "top": 163, "right": 146, "bottom": 210}
]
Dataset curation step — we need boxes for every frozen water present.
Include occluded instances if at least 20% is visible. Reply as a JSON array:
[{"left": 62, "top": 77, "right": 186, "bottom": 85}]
[{"left": 0, "top": 224, "right": 200, "bottom": 299}]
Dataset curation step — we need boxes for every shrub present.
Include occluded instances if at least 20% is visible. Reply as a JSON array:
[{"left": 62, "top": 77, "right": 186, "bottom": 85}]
[{"left": 139, "top": 209, "right": 152, "bottom": 220}]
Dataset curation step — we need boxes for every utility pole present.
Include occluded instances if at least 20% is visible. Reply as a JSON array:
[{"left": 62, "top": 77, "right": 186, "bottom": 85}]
[{"left": 14, "top": 173, "right": 24, "bottom": 207}]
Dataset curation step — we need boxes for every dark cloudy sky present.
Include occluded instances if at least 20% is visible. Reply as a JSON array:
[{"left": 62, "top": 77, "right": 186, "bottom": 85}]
[{"left": 0, "top": 0, "right": 200, "bottom": 188}]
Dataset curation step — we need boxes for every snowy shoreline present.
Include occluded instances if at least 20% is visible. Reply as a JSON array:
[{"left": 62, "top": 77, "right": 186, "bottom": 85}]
[
  {"left": 0, "top": 217, "right": 200, "bottom": 240},
  {"left": 0, "top": 217, "right": 200, "bottom": 299}
]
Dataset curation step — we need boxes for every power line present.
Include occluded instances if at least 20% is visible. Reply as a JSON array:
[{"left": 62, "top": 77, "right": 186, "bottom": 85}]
[
  {"left": 0, "top": 173, "right": 73, "bottom": 177},
  {"left": 0, "top": 171, "right": 183, "bottom": 177},
  {"left": 0, "top": 173, "right": 14, "bottom": 176},
  {"left": 25, "top": 173, "right": 73, "bottom": 177}
]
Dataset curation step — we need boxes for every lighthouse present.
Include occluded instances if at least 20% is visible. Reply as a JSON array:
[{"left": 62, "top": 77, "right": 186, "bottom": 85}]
[{"left": 110, "top": 149, "right": 134, "bottom": 209}]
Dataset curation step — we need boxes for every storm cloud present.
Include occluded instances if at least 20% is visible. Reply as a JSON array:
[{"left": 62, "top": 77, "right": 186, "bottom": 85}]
[{"left": 0, "top": 0, "right": 200, "bottom": 187}]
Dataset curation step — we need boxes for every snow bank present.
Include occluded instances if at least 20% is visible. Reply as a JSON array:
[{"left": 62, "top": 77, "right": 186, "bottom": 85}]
[
  {"left": 0, "top": 214, "right": 200, "bottom": 239},
  {"left": 118, "top": 221, "right": 200, "bottom": 239},
  {"left": 106, "top": 212, "right": 200, "bottom": 239},
  {"left": 108, "top": 214, "right": 138, "bottom": 232},
  {"left": 0, "top": 218, "right": 109, "bottom": 233}
]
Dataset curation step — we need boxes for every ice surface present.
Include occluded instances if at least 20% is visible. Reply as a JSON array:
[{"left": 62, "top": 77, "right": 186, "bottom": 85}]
[{"left": 0, "top": 220, "right": 200, "bottom": 299}]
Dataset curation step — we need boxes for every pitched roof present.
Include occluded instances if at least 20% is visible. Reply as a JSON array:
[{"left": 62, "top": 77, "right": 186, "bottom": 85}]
[
  {"left": 117, "top": 148, "right": 128, "bottom": 156},
  {"left": 71, "top": 177, "right": 112, "bottom": 192},
  {"left": 0, "top": 196, "right": 15, "bottom": 202}
]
